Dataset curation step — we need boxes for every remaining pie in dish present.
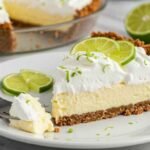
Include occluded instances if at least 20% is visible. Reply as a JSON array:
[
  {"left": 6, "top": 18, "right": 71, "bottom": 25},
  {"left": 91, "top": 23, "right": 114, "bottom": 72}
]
[
  {"left": 0, "top": 0, "right": 101, "bottom": 52},
  {"left": 51, "top": 32, "right": 150, "bottom": 126},
  {"left": 4, "top": 0, "right": 101, "bottom": 26}
]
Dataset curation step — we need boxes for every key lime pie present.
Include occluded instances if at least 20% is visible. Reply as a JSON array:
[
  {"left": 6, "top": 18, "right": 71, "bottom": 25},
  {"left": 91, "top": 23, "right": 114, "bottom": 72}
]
[
  {"left": 51, "top": 32, "right": 150, "bottom": 126},
  {"left": 0, "top": 0, "right": 101, "bottom": 52},
  {"left": 4, "top": 0, "right": 100, "bottom": 26},
  {"left": 9, "top": 94, "right": 54, "bottom": 134},
  {"left": 3, "top": 32, "right": 150, "bottom": 132}
]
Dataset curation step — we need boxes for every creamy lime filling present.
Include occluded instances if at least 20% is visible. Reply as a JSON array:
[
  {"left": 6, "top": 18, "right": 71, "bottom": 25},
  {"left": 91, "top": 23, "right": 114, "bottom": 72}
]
[
  {"left": 4, "top": 0, "right": 92, "bottom": 16},
  {"left": 52, "top": 83, "right": 150, "bottom": 120},
  {"left": 0, "top": 0, "right": 10, "bottom": 23}
]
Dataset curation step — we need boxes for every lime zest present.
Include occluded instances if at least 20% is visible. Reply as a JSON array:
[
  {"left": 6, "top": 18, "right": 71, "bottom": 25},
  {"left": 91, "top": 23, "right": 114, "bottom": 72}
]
[
  {"left": 106, "top": 133, "right": 111, "bottom": 136},
  {"left": 66, "top": 70, "right": 70, "bottom": 83},
  {"left": 67, "top": 128, "right": 74, "bottom": 133},
  {"left": 102, "top": 64, "right": 111, "bottom": 73},
  {"left": 128, "top": 122, "right": 134, "bottom": 125},
  {"left": 104, "top": 126, "right": 114, "bottom": 131}
]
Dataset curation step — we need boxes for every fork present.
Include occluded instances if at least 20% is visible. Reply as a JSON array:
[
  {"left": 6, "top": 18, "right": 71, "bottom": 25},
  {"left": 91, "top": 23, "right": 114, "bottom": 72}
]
[{"left": 0, "top": 99, "right": 19, "bottom": 120}]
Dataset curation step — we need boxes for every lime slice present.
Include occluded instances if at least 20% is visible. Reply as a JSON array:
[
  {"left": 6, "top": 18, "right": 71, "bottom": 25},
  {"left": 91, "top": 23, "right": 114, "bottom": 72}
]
[
  {"left": 125, "top": 3, "right": 150, "bottom": 43},
  {"left": 20, "top": 70, "right": 53, "bottom": 93},
  {"left": 71, "top": 37, "right": 120, "bottom": 55},
  {"left": 110, "top": 41, "right": 136, "bottom": 66},
  {"left": 71, "top": 37, "right": 135, "bottom": 65},
  {"left": 2, "top": 74, "right": 29, "bottom": 95}
]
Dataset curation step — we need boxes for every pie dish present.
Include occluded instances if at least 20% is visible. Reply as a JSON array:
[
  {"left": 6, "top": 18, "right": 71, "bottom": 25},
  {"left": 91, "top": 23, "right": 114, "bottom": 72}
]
[
  {"left": 51, "top": 32, "right": 150, "bottom": 126},
  {"left": 0, "top": 0, "right": 105, "bottom": 53}
]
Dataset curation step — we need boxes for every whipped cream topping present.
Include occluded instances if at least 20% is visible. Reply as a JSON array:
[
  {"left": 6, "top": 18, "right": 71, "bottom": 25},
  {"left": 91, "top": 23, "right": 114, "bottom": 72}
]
[
  {"left": 53, "top": 47, "right": 150, "bottom": 94},
  {"left": 0, "top": 0, "right": 10, "bottom": 23},
  {"left": 53, "top": 52, "right": 126, "bottom": 94},
  {"left": 4, "top": 0, "right": 92, "bottom": 16},
  {"left": 124, "top": 47, "right": 150, "bottom": 84},
  {"left": 9, "top": 94, "right": 51, "bottom": 122}
]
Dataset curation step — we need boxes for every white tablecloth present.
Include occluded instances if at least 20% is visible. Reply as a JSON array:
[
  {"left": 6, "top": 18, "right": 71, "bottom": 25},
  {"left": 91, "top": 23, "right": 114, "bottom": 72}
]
[{"left": 0, "top": 0, "right": 149, "bottom": 149}]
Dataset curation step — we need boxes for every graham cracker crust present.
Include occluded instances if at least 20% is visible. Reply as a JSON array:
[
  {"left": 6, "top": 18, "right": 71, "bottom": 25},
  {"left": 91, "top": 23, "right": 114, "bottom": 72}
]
[
  {"left": 0, "top": 23, "right": 16, "bottom": 52},
  {"left": 75, "top": 0, "right": 102, "bottom": 18},
  {"left": 55, "top": 101, "right": 150, "bottom": 126},
  {"left": 91, "top": 32, "right": 150, "bottom": 55}
]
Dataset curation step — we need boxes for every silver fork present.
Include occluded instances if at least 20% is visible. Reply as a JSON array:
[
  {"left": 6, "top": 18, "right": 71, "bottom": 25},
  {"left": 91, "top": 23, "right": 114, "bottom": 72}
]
[{"left": 0, "top": 99, "right": 19, "bottom": 120}]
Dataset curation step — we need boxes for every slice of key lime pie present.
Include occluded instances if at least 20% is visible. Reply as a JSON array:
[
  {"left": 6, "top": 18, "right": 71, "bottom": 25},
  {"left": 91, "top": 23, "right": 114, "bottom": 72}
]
[
  {"left": 52, "top": 32, "right": 150, "bottom": 126},
  {"left": 9, "top": 94, "right": 54, "bottom": 134}
]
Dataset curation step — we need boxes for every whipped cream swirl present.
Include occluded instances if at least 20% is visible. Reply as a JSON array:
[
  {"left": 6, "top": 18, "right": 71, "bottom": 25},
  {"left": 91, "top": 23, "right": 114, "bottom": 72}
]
[
  {"left": 0, "top": 0, "right": 10, "bottom": 23},
  {"left": 53, "top": 51, "right": 126, "bottom": 94},
  {"left": 9, "top": 94, "right": 51, "bottom": 122},
  {"left": 124, "top": 47, "right": 150, "bottom": 84},
  {"left": 53, "top": 47, "right": 150, "bottom": 94}
]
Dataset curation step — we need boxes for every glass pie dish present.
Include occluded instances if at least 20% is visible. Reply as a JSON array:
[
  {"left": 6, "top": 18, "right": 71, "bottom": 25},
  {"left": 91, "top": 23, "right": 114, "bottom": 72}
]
[{"left": 1, "top": 0, "right": 107, "bottom": 54}]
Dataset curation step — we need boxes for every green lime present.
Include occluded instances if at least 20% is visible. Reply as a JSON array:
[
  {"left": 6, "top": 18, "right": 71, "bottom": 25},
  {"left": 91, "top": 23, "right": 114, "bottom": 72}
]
[
  {"left": 110, "top": 41, "right": 136, "bottom": 66},
  {"left": 125, "top": 3, "right": 150, "bottom": 43},
  {"left": 20, "top": 70, "right": 53, "bottom": 93},
  {"left": 2, "top": 74, "right": 29, "bottom": 95},
  {"left": 71, "top": 37, "right": 120, "bottom": 55}
]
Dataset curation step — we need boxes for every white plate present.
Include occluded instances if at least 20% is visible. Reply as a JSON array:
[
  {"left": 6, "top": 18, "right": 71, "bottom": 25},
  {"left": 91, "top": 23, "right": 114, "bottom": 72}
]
[{"left": 0, "top": 51, "right": 150, "bottom": 149}]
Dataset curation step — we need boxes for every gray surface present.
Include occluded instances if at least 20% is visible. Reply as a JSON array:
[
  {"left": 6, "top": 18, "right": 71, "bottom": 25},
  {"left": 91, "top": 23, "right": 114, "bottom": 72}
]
[
  {"left": 0, "top": 0, "right": 149, "bottom": 149},
  {"left": 0, "top": 136, "right": 150, "bottom": 150}
]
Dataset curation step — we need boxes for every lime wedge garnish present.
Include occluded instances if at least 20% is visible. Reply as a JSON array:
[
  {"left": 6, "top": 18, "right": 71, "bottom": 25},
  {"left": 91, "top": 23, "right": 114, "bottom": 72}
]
[
  {"left": 125, "top": 3, "right": 150, "bottom": 43},
  {"left": 1, "top": 70, "right": 53, "bottom": 96},
  {"left": 20, "top": 70, "right": 53, "bottom": 93},
  {"left": 71, "top": 37, "right": 135, "bottom": 66},
  {"left": 110, "top": 41, "right": 136, "bottom": 66},
  {"left": 2, "top": 74, "right": 29, "bottom": 95},
  {"left": 71, "top": 37, "right": 120, "bottom": 55}
]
